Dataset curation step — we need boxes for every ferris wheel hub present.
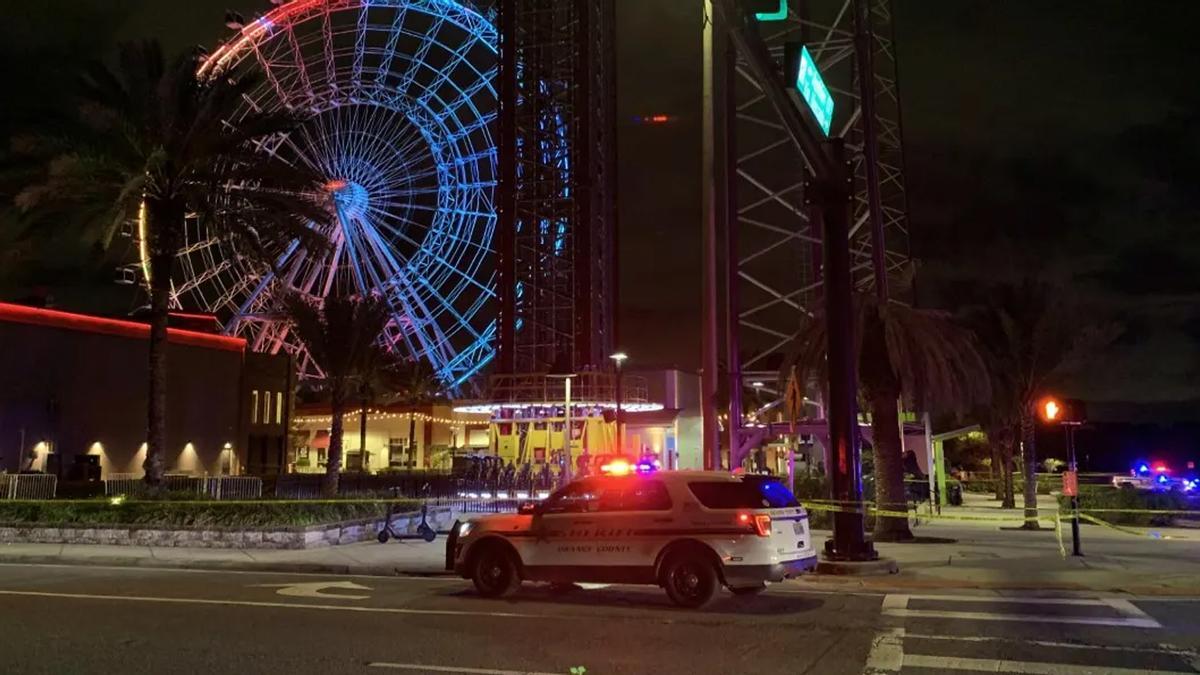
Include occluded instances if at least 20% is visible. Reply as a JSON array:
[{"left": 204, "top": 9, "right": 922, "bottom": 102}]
[{"left": 326, "top": 179, "right": 371, "bottom": 222}]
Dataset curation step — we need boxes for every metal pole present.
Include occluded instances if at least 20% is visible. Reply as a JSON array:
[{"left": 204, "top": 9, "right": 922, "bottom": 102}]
[
  {"left": 615, "top": 365, "right": 624, "bottom": 455},
  {"left": 563, "top": 376, "right": 573, "bottom": 484},
  {"left": 1067, "top": 424, "right": 1082, "bottom": 556},
  {"left": 815, "top": 139, "right": 875, "bottom": 562},
  {"left": 701, "top": 0, "right": 722, "bottom": 471},
  {"left": 852, "top": 0, "right": 889, "bottom": 301}
]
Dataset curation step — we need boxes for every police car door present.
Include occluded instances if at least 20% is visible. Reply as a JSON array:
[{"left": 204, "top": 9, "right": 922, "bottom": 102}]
[
  {"left": 590, "top": 479, "right": 675, "bottom": 571},
  {"left": 529, "top": 478, "right": 602, "bottom": 570}
]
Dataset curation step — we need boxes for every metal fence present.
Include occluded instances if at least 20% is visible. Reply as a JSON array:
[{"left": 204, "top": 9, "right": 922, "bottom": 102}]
[
  {"left": 103, "top": 474, "right": 262, "bottom": 500},
  {"left": 1, "top": 474, "right": 58, "bottom": 500}
]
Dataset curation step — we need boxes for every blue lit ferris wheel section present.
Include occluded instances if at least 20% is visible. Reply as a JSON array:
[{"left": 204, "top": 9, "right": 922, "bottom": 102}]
[{"left": 174, "top": 0, "right": 499, "bottom": 390}]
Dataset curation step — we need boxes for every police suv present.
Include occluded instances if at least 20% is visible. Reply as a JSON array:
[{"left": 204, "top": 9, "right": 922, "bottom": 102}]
[{"left": 446, "top": 469, "right": 817, "bottom": 608}]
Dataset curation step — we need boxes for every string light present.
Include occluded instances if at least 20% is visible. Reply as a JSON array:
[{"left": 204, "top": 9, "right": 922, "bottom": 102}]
[{"left": 294, "top": 410, "right": 480, "bottom": 425}]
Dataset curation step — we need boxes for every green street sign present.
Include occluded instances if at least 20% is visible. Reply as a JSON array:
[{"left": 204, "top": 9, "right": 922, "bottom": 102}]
[
  {"left": 794, "top": 45, "right": 833, "bottom": 135},
  {"left": 752, "top": 0, "right": 789, "bottom": 21}
]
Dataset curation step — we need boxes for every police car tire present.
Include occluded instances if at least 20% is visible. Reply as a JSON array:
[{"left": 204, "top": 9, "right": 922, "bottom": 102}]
[
  {"left": 662, "top": 554, "right": 719, "bottom": 609},
  {"left": 471, "top": 545, "right": 521, "bottom": 598}
]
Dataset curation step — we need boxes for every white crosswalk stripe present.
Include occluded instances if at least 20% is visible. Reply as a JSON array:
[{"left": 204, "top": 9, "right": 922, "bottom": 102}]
[{"left": 864, "top": 593, "right": 1199, "bottom": 675}]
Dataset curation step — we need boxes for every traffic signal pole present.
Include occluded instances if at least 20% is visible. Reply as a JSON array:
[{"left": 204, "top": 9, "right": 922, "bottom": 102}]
[
  {"left": 717, "top": 0, "right": 877, "bottom": 561},
  {"left": 811, "top": 139, "right": 876, "bottom": 561},
  {"left": 1066, "top": 423, "right": 1082, "bottom": 556}
]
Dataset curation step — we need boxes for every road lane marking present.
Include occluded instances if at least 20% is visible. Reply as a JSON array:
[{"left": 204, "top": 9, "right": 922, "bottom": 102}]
[
  {"left": 881, "top": 593, "right": 1162, "bottom": 628},
  {"left": 367, "top": 663, "right": 561, "bottom": 675},
  {"left": 862, "top": 627, "right": 904, "bottom": 674},
  {"left": 0, "top": 589, "right": 558, "bottom": 619},
  {"left": 907, "top": 633, "right": 1196, "bottom": 656},
  {"left": 903, "top": 654, "right": 1193, "bottom": 675},
  {"left": 251, "top": 581, "right": 372, "bottom": 599}
]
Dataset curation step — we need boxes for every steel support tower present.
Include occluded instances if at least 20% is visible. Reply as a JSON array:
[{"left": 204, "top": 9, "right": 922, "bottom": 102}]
[
  {"left": 704, "top": 0, "right": 913, "bottom": 467},
  {"left": 495, "top": 0, "right": 618, "bottom": 381}
]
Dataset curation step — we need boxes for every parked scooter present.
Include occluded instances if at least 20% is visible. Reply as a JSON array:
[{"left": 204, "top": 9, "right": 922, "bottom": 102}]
[{"left": 377, "top": 485, "right": 438, "bottom": 543}]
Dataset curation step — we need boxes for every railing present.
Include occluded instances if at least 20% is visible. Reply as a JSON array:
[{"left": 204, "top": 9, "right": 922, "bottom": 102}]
[
  {"left": 2, "top": 474, "right": 58, "bottom": 500},
  {"left": 103, "top": 474, "right": 261, "bottom": 500},
  {"left": 204, "top": 477, "right": 262, "bottom": 500}
]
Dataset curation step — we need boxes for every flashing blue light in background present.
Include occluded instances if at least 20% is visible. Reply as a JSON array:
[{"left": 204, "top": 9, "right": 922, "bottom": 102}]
[{"left": 1157, "top": 474, "right": 1169, "bottom": 484}]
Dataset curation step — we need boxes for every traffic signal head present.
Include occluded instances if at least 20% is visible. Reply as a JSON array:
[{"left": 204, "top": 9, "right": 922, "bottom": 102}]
[{"left": 1037, "top": 396, "right": 1086, "bottom": 424}]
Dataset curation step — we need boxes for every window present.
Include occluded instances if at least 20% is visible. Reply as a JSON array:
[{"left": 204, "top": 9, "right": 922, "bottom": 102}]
[
  {"left": 274, "top": 392, "right": 283, "bottom": 425},
  {"left": 687, "top": 478, "right": 800, "bottom": 509},
  {"left": 542, "top": 478, "right": 601, "bottom": 514},
  {"left": 262, "top": 392, "right": 271, "bottom": 425},
  {"left": 595, "top": 480, "right": 672, "bottom": 512},
  {"left": 388, "top": 438, "right": 409, "bottom": 468},
  {"left": 251, "top": 391, "right": 259, "bottom": 424}
]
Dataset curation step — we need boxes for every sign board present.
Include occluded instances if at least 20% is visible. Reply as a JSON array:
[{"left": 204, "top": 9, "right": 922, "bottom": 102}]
[
  {"left": 1062, "top": 470, "right": 1078, "bottom": 497},
  {"left": 794, "top": 45, "right": 834, "bottom": 136}
]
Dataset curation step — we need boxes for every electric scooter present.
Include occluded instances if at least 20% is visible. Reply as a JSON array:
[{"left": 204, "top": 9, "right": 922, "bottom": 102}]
[{"left": 377, "top": 484, "right": 438, "bottom": 543}]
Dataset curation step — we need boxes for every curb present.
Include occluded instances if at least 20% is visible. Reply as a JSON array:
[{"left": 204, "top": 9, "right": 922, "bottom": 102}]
[
  {"left": 794, "top": 574, "right": 1200, "bottom": 597},
  {"left": 0, "top": 554, "right": 457, "bottom": 578}
]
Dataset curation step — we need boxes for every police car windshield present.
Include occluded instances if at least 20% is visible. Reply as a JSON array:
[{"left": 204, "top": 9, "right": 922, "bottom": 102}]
[{"left": 687, "top": 477, "right": 800, "bottom": 509}]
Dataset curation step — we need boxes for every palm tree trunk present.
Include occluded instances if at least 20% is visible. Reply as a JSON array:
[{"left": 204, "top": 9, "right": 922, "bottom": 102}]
[
  {"left": 143, "top": 251, "right": 174, "bottom": 492},
  {"left": 359, "top": 389, "right": 368, "bottom": 473},
  {"left": 324, "top": 387, "right": 346, "bottom": 497},
  {"left": 870, "top": 390, "right": 913, "bottom": 542},
  {"left": 1020, "top": 412, "right": 1040, "bottom": 529},
  {"left": 408, "top": 414, "right": 417, "bottom": 469},
  {"left": 1001, "top": 435, "right": 1016, "bottom": 509},
  {"left": 991, "top": 439, "right": 1003, "bottom": 501}
]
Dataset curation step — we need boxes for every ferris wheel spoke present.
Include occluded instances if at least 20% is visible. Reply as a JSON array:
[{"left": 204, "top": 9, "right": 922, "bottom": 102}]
[
  {"left": 364, "top": 208, "right": 494, "bottom": 299},
  {"left": 367, "top": 203, "right": 494, "bottom": 256},
  {"left": 245, "top": 39, "right": 292, "bottom": 110}
]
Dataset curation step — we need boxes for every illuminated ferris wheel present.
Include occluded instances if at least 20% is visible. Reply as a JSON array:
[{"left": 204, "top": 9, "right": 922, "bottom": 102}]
[{"left": 164, "top": 0, "right": 497, "bottom": 388}]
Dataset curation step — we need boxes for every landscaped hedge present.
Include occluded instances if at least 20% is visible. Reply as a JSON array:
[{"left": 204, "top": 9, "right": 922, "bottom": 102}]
[
  {"left": 1061, "top": 486, "right": 1192, "bottom": 527},
  {"left": 0, "top": 499, "right": 418, "bottom": 529}
]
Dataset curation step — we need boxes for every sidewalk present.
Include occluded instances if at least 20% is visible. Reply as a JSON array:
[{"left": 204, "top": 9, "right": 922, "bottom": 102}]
[
  {"left": 800, "top": 495, "right": 1200, "bottom": 595},
  {"left": 0, "top": 538, "right": 450, "bottom": 577}
]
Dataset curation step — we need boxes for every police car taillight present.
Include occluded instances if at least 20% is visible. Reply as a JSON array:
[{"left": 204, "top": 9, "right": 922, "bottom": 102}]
[{"left": 738, "top": 512, "right": 772, "bottom": 537}]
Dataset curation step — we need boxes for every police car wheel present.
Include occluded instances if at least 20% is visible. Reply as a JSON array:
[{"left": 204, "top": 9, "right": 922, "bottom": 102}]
[
  {"left": 729, "top": 583, "right": 767, "bottom": 596},
  {"left": 472, "top": 546, "right": 520, "bottom": 598},
  {"left": 663, "top": 555, "right": 719, "bottom": 609}
]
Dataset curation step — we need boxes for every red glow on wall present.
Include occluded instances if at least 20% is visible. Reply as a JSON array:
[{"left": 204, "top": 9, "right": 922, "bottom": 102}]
[{"left": 0, "top": 302, "right": 246, "bottom": 353}]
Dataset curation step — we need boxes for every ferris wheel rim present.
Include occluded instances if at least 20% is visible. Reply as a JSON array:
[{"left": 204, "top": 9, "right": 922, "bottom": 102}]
[{"left": 161, "top": 0, "right": 497, "bottom": 389}]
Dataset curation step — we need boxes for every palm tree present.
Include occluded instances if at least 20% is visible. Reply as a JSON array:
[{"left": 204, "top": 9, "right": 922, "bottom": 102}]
[
  {"left": 784, "top": 293, "right": 991, "bottom": 541},
  {"left": 283, "top": 293, "right": 392, "bottom": 497},
  {"left": 966, "top": 280, "right": 1117, "bottom": 525},
  {"left": 14, "top": 41, "right": 327, "bottom": 489},
  {"left": 389, "top": 360, "right": 445, "bottom": 470}
]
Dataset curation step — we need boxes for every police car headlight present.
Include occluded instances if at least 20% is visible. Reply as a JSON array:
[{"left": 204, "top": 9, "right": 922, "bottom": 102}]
[{"left": 457, "top": 521, "right": 473, "bottom": 538}]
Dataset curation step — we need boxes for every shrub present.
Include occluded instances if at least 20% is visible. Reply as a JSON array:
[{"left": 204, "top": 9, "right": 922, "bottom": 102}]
[
  {"left": 1063, "top": 486, "right": 1191, "bottom": 527},
  {"left": 0, "top": 499, "right": 419, "bottom": 529}
]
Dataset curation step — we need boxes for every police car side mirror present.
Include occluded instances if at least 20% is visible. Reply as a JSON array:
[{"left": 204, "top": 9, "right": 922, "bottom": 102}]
[{"left": 517, "top": 501, "right": 540, "bottom": 516}]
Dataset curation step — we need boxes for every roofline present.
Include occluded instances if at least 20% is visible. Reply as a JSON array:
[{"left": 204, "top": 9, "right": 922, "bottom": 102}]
[{"left": 0, "top": 302, "right": 246, "bottom": 354}]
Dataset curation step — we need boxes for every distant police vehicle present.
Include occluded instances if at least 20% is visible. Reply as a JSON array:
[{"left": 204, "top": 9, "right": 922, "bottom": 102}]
[{"left": 446, "top": 468, "right": 817, "bottom": 608}]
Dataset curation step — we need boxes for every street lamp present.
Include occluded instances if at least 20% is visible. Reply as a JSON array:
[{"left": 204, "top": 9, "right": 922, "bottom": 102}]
[
  {"left": 1039, "top": 395, "right": 1086, "bottom": 556},
  {"left": 610, "top": 352, "right": 628, "bottom": 456}
]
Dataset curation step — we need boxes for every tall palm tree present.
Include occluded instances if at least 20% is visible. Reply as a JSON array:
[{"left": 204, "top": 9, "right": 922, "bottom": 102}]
[
  {"left": 784, "top": 293, "right": 991, "bottom": 541},
  {"left": 966, "top": 280, "right": 1117, "bottom": 525},
  {"left": 283, "top": 293, "right": 392, "bottom": 497},
  {"left": 14, "top": 41, "right": 327, "bottom": 489},
  {"left": 389, "top": 360, "right": 445, "bottom": 470}
]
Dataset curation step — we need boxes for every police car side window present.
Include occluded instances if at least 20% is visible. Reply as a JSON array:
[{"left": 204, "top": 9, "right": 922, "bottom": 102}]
[
  {"left": 542, "top": 480, "right": 599, "bottom": 514},
  {"left": 595, "top": 481, "right": 672, "bottom": 512}
]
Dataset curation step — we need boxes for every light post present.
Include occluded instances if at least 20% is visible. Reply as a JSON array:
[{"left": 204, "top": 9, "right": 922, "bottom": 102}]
[
  {"left": 548, "top": 374, "right": 576, "bottom": 485},
  {"left": 610, "top": 352, "right": 628, "bottom": 456}
]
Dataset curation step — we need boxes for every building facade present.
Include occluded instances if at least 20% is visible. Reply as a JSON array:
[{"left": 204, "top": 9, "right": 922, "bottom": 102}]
[{"left": 0, "top": 302, "right": 291, "bottom": 478}]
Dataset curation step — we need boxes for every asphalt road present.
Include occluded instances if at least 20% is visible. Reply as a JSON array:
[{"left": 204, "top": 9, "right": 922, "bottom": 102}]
[{"left": 0, "top": 564, "right": 1197, "bottom": 675}]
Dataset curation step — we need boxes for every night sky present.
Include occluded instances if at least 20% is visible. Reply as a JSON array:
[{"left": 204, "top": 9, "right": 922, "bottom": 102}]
[{"left": 2, "top": 0, "right": 1197, "bottom": 420}]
